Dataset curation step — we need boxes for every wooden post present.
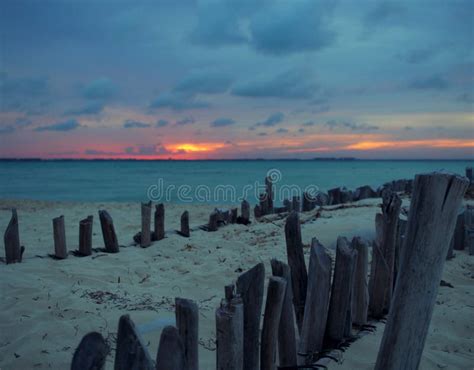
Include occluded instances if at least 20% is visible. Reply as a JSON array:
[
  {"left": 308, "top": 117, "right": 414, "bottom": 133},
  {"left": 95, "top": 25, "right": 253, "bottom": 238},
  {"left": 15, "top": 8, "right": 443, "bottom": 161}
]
[
  {"left": 140, "top": 201, "right": 152, "bottom": 247},
  {"left": 53, "top": 215, "right": 68, "bottom": 259},
  {"left": 180, "top": 211, "right": 190, "bottom": 237},
  {"left": 155, "top": 326, "right": 186, "bottom": 370},
  {"left": 328, "top": 187, "right": 341, "bottom": 205},
  {"left": 340, "top": 187, "right": 353, "bottom": 203},
  {"left": 4, "top": 208, "right": 22, "bottom": 264},
  {"left": 216, "top": 286, "right": 244, "bottom": 370},
  {"left": 236, "top": 263, "right": 265, "bottom": 370},
  {"left": 265, "top": 176, "right": 274, "bottom": 214},
  {"left": 298, "top": 239, "right": 332, "bottom": 364},
  {"left": 302, "top": 192, "right": 316, "bottom": 212},
  {"left": 154, "top": 203, "right": 165, "bottom": 241},
  {"left": 374, "top": 172, "right": 468, "bottom": 370},
  {"left": 315, "top": 192, "right": 329, "bottom": 206},
  {"left": 354, "top": 185, "right": 377, "bottom": 201},
  {"left": 292, "top": 195, "right": 300, "bottom": 212},
  {"left": 351, "top": 237, "right": 369, "bottom": 326},
  {"left": 284, "top": 211, "right": 307, "bottom": 333},
  {"left": 175, "top": 298, "right": 199, "bottom": 370},
  {"left": 79, "top": 216, "right": 93, "bottom": 256},
  {"left": 466, "top": 167, "right": 473, "bottom": 182},
  {"left": 325, "top": 236, "right": 357, "bottom": 347},
  {"left": 259, "top": 193, "right": 268, "bottom": 216},
  {"left": 451, "top": 208, "right": 465, "bottom": 250},
  {"left": 99, "top": 210, "right": 119, "bottom": 253},
  {"left": 260, "top": 277, "right": 286, "bottom": 370},
  {"left": 71, "top": 332, "right": 108, "bottom": 370},
  {"left": 369, "top": 191, "right": 401, "bottom": 318},
  {"left": 270, "top": 259, "right": 297, "bottom": 367},
  {"left": 465, "top": 205, "right": 474, "bottom": 255},
  {"left": 114, "top": 315, "right": 154, "bottom": 370},
  {"left": 254, "top": 205, "right": 262, "bottom": 219},
  {"left": 208, "top": 211, "right": 218, "bottom": 232},
  {"left": 230, "top": 208, "right": 238, "bottom": 224},
  {"left": 241, "top": 200, "right": 250, "bottom": 224},
  {"left": 283, "top": 199, "right": 292, "bottom": 212}
]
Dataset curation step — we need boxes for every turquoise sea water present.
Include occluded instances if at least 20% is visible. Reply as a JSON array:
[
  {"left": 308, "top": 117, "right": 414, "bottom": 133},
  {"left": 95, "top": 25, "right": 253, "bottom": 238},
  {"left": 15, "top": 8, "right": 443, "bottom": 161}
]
[{"left": 0, "top": 160, "right": 472, "bottom": 203}]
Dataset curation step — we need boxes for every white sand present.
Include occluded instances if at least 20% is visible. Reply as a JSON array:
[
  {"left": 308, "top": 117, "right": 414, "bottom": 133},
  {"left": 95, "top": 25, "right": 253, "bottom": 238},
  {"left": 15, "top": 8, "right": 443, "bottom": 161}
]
[{"left": 0, "top": 198, "right": 473, "bottom": 369}]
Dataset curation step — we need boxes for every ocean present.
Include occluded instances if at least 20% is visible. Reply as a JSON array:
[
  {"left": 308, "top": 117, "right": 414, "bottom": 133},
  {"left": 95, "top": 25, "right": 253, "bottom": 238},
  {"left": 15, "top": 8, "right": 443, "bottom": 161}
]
[{"left": 0, "top": 160, "right": 471, "bottom": 203}]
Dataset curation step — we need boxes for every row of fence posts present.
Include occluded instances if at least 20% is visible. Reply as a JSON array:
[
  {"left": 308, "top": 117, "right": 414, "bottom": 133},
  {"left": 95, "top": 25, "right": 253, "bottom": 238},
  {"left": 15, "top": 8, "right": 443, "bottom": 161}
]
[{"left": 67, "top": 172, "right": 469, "bottom": 370}]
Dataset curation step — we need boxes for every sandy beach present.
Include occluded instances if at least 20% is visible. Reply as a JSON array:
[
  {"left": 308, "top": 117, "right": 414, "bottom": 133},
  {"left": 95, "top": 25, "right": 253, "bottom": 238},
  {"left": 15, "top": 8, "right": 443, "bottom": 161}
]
[{"left": 0, "top": 196, "right": 473, "bottom": 369}]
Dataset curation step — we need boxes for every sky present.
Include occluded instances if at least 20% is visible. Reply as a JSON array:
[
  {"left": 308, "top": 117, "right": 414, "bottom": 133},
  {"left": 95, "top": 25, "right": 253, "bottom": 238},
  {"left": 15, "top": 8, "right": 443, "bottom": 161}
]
[{"left": 0, "top": 0, "right": 473, "bottom": 160}]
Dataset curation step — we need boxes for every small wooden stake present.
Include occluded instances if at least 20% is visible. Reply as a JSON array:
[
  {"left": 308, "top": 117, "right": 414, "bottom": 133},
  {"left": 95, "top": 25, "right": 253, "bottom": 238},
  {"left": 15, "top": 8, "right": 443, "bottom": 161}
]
[
  {"left": 241, "top": 200, "right": 250, "bottom": 224},
  {"left": 155, "top": 326, "right": 186, "bottom": 370},
  {"left": 53, "top": 215, "right": 67, "bottom": 259},
  {"left": 180, "top": 211, "right": 190, "bottom": 237},
  {"left": 351, "top": 237, "right": 369, "bottom": 326},
  {"left": 154, "top": 203, "right": 165, "bottom": 241},
  {"left": 452, "top": 208, "right": 465, "bottom": 250},
  {"left": 298, "top": 239, "right": 332, "bottom": 364},
  {"left": 230, "top": 208, "right": 238, "bottom": 224},
  {"left": 374, "top": 172, "right": 468, "bottom": 370},
  {"left": 236, "top": 263, "right": 265, "bottom": 370},
  {"left": 265, "top": 175, "right": 274, "bottom": 214},
  {"left": 78, "top": 216, "right": 93, "bottom": 256},
  {"left": 284, "top": 211, "right": 307, "bottom": 333},
  {"left": 175, "top": 298, "right": 199, "bottom": 370},
  {"left": 71, "top": 332, "right": 108, "bottom": 370},
  {"left": 465, "top": 205, "right": 474, "bottom": 255},
  {"left": 260, "top": 277, "right": 287, "bottom": 370},
  {"left": 4, "top": 208, "right": 22, "bottom": 264},
  {"left": 140, "top": 201, "right": 152, "bottom": 248},
  {"left": 99, "top": 210, "right": 119, "bottom": 253},
  {"left": 292, "top": 195, "right": 300, "bottom": 212},
  {"left": 114, "top": 315, "right": 154, "bottom": 370},
  {"left": 208, "top": 211, "right": 218, "bottom": 232},
  {"left": 271, "top": 259, "right": 297, "bottom": 367}
]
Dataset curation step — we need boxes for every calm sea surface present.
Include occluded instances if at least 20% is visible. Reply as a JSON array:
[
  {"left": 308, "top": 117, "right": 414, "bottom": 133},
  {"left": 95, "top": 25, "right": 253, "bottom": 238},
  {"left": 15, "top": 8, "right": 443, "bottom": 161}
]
[{"left": 0, "top": 160, "right": 471, "bottom": 203}]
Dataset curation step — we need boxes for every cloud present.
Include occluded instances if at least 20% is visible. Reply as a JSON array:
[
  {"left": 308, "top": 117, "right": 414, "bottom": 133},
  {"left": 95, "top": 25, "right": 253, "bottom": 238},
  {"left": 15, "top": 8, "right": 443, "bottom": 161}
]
[
  {"left": 409, "top": 75, "right": 449, "bottom": 90},
  {"left": 175, "top": 116, "right": 196, "bottom": 126},
  {"left": 232, "top": 68, "right": 319, "bottom": 99},
  {"left": 364, "top": 1, "right": 405, "bottom": 28},
  {"left": 302, "top": 121, "right": 316, "bottom": 127},
  {"left": 124, "top": 144, "right": 171, "bottom": 155},
  {"left": 84, "top": 149, "right": 120, "bottom": 156},
  {"left": 325, "top": 120, "right": 379, "bottom": 132},
  {"left": 249, "top": 1, "right": 335, "bottom": 55},
  {"left": 174, "top": 71, "right": 233, "bottom": 95},
  {"left": 456, "top": 92, "right": 474, "bottom": 104},
  {"left": 149, "top": 91, "right": 210, "bottom": 111},
  {"left": 0, "top": 73, "right": 49, "bottom": 113},
  {"left": 256, "top": 112, "right": 285, "bottom": 127},
  {"left": 0, "top": 126, "right": 15, "bottom": 134},
  {"left": 123, "top": 119, "right": 151, "bottom": 128},
  {"left": 82, "top": 78, "right": 117, "bottom": 100},
  {"left": 276, "top": 128, "right": 288, "bottom": 134},
  {"left": 210, "top": 117, "right": 236, "bottom": 127},
  {"left": 35, "top": 119, "right": 81, "bottom": 132},
  {"left": 398, "top": 48, "right": 439, "bottom": 64},
  {"left": 257, "top": 132, "right": 268, "bottom": 136},
  {"left": 156, "top": 119, "right": 169, "bottom": 127},
  {"left": 65, "top": 102, "right": 105, "bottom": 115},
  {"left": 15, "top": 118, "right": 32, "bottom": 127}
]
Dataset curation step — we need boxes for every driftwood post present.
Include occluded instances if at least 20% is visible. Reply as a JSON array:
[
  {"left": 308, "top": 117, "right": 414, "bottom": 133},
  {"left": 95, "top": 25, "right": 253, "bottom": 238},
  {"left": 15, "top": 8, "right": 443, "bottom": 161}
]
[
  {"left": 325, "top": 237, "right": 357, "bottom": 347},
  {"left": 284, "top": 211, "right": 307, "bottom": 332},
  {"left": 259, "top": 193, "right": 268, "bottom": 216},
  {"left": 154, "top": 203, "right": 165, "bottom": 241},
  {"left": 451, "top": 208, "right": 465, "bottom": 250},
  {"left": 292, "top": 195, "right": 300, "bottom": 213},
  {"left": 114, "top": 315, "right": 154, "bottom": 370},
  {"left": 155, "top": 326, "right": 186, "bottom": 370},
  {"left": 265, "top": 176, "right": 274, "bottom": 214},
  {"left": 180, "top": 211, "right": 190, "bottom": 237},
  {"left": 99, "top": 210, "right": 119, "bottom": 253},
  {"left": 53, "top": 215, "right": 68, "bottom": 259},
  {"left": 175, "top": 298, "right": 199, "bottom": 370},
  {"left": 140, "top": 201, "right": 152, "bottom": 247},
  {"left": 236, "top": 263, "right": 265, "bottom": 370},
  {"left": 79, "top": 216, "right": 93, "bottom": 256},
  {"left": 71, "top": 332, "right": 109, "bottom": 370},
  {"left": 216, "top": 285, "right": 244, "bottom": 370},
  {"left": 208, "top": 211, "right": 218, "bottom": 232},
  {"left": 351, "top": 237, "right": 369, "bottom": 326},
  {"left": 230, "top": 208, "right": 238, "bottom": 224},
  {"left": 241, "top": 200, "right": 250, "bottom": 224},
  {"left": 260, "top": 277, "right": 287, "bottom": 370},
  {"left": 4, "top": 208, "right": 23, "bottom": 264},
  {"left": 270, "top": 259, "right": 297, "bottom": 367},
  {"left": 299, "top": 239, "right": 332, "bottom": 364},
  {"left": 465, "top": 206, "right": 474, "bottom": 255},
  {"left": 374, "top": 172, "right": 468, "bottom": 370}
]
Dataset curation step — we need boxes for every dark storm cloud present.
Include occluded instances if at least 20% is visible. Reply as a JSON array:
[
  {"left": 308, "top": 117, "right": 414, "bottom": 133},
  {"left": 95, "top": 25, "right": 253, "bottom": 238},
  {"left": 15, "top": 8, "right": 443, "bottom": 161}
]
[
  {"left": 35, "top": 119, "right": 81, "bottom": 132},
  {"left": 211, "top": 118, "right": 236, "bottom": 127},
  {"left": 123, "top": 120, "right": 151, "bottom": 129}
]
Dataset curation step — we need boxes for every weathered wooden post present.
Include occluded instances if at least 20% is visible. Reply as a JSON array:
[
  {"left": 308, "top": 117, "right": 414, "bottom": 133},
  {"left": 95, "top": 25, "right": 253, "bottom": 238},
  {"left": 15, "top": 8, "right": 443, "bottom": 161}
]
[
  {"left": 180, "top": 211, "right": 190, "bottom": 237},
  {"left": 230, "top": 208, "right": 238, "bottom": 224},
  {"left": 241, "top": 200, "right": 250, "bottom": 225},
  {"left": 99, "top": 210, "right": 119, "bottom": 253},
  {"left": 114, "top": 315, "right": 154, "bottom": 370},
  {"left": 53, "top": 215, "right": 68, "bottom": 259},
  {"left": 236, "top": 263, "right": 265, "bottom": 370},
  {"left": 208, "top": 211, "right": 218, "bottom": 232},
  {"left": 155, "top": 326, "right": 186, "bottom": 370},
  {"left": 140, "top": 201, "right": 152, "bottom": 247},
  {"left": 299, "top": 239, "right": 332, "bottom": 364},
  {"left": 4, "top": 208, "right": 23, "bottom": 264},
  {"left": 265, "top": 175, "right": 274, "bottom": 214},
  {"left": 302, "top": 192, "right": 316, "bottom": 212},
  {"left": 259, "top": 193, "right": 268, "bottom": 216},
  {"left": 284, "top": 211, "right": 307, "bottom": 332},
  {"left": 315, "top": 192, "right": 329, "bottom": 206},
  {"left": 466, "top": 167, "right": 473, "bottom": 182},
  {"left": 283, "top": 199, "right": 292, "bottom": 212},
  {"left": 254, "top": 204, "right": 262, "bottom": 219},
  {"left": 369, "top": 191, "right": 401, "bottom": 318},
  {"left": 270, "top": 259, "right": 297, "bottom": 367},
  {"left": 465, "top": 205, "right": 474, "bottom": 255},
  {"left": 175, "top": 298, "right": 199, "bottom": 370},
  {"left": 374, "top": 172, "right": 468, "bottom": 370},
  {"left": 260, "top": 277, "right": 287, "bottom": 370},
  {"left": 154, "top": 203, "right": 165, "bottom": 241},
  {"left": 71, "top": 332, "right": 108, "bottom": 370},
  {"left": 292, "top": 195, "right": 300, "bottom": 212},
  {"left": 354, "top": 185, "right": 377, "bottom": 201},
  {"left": 216, "top": 285, "right": 244, "bottom": 370},
  {"left": 78, "top": 216, "right": 93, "bottom": 256},
  {"left": 451, "top": 208, "right": 465, "bottom": 250},
  {"left": 325, "top": 237, "right": 357, "bottom": 347},
  {"left": 351, "top": 237, "right": 369, "bottom": 326},
  {"left": 328, "top": 187, "right": 341, "bottom": 205}
]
